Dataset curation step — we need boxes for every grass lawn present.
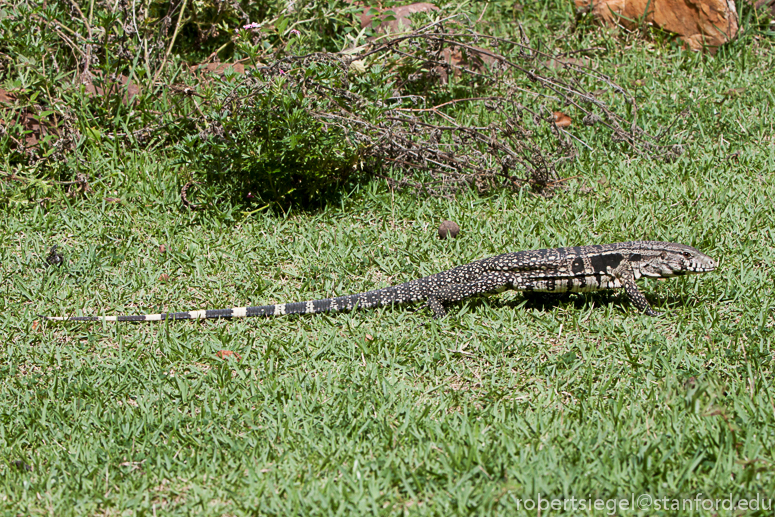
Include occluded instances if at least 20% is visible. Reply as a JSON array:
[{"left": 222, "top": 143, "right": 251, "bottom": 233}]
[{"left": 2, "top": 1, "right": 775, "bottom": 515}]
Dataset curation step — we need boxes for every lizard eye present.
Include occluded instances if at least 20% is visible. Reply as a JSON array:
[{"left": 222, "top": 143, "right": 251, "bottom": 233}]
[{"left": 682, "top": 252, "right": 692, "bottom": 258}]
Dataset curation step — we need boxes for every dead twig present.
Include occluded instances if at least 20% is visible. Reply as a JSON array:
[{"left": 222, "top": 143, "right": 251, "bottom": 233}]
[{"left": 181, "top": 181, "right": 202, "bottom": 209}]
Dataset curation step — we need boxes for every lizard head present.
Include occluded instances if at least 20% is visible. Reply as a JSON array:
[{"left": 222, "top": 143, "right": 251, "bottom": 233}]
[{"left": 638, "top": 242, "right": 717, "bottom": 278}]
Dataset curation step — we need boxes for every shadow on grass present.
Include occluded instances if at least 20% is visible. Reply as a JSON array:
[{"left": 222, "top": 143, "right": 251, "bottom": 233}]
[
  {"left": 493, "top": 291, "right": 696, "bottom": 315},
  {"left": 181, "top": 165, "right": 373, "bottom": 217}
]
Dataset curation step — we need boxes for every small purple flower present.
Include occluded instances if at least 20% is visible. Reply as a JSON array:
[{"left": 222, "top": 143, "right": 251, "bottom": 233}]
[
  {"left": 290, "top": 29, "right": 300, "bottom": 36},
  {"left": 242, "top": 22, "right": 262, "bottom": 31},
  {"left": 279, "top": 69, "right": 286, "bottom": 75}
]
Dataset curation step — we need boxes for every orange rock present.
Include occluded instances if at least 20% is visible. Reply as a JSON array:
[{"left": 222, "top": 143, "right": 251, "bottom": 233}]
[{"left": 575, "top": 0, "right": 738, "bottom": 51}]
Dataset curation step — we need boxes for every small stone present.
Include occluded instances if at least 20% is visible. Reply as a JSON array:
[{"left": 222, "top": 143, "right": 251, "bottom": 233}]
[{"left": 438, "top": 220, "right": 460, "bottom": 239}]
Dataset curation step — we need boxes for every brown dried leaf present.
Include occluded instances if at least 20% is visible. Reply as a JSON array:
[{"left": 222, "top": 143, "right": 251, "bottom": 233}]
[
  {"left": 553, "top": 111, "right": 572, "bottom": 128},
  {"left": 0, "top": 89, "right": 15, "bottom": 103},
  {"left": 216, "top": 350, "right": 242, "bottom": 361}
]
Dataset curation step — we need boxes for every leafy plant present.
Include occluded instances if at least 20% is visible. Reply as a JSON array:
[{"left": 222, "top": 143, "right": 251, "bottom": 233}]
[{"left": 177, "top": 49, "right": 395, "bottom": 206}]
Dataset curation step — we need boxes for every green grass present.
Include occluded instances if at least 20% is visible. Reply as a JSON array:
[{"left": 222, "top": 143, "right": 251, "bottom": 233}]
[{"left": 2, "top": 2, "right": 775, "bottom": 516}]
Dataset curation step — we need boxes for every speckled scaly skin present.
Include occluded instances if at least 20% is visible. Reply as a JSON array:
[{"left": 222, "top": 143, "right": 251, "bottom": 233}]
[{"left": 43, "top": 241, "right": 716, "bottom": 322}]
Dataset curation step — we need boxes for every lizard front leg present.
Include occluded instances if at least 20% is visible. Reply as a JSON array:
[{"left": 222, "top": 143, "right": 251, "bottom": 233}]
[
  {"left": 613, "top": 261, "right": 661, "bottom": 317},
  {"left": 623, "top": 278, "right": 661, "bottom": 316}
]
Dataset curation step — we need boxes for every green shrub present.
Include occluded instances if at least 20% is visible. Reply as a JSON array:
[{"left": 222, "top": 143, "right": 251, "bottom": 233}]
[{"left": 177, "top": 51, "right": 394, "bottom": 206}]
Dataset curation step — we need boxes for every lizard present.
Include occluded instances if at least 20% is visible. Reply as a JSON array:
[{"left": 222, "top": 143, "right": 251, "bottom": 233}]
[{"left": 42, "top": 241, "right": 716, "bottom": 322}]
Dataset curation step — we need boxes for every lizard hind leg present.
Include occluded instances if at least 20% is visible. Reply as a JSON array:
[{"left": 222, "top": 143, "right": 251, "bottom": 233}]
[
  {"left": 426, "top": 297, "right": 448, "bottom": 319},
  {"left": 425, "top": 272, "right": 516, "bottom": 319}
]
